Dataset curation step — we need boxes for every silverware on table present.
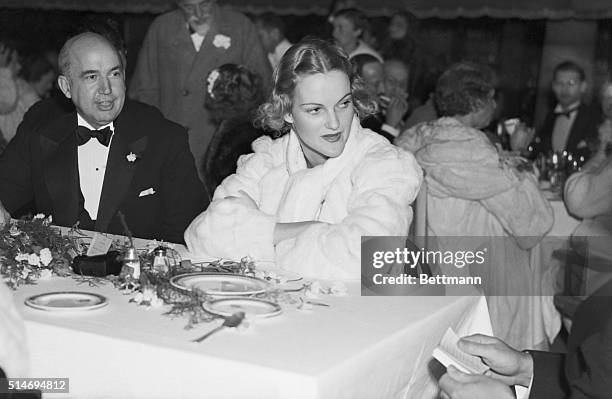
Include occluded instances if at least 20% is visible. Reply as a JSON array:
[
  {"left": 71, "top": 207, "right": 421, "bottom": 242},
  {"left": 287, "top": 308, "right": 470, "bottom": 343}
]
[{"left": 192, "top": 311, "right": 245, "bottom": 343}]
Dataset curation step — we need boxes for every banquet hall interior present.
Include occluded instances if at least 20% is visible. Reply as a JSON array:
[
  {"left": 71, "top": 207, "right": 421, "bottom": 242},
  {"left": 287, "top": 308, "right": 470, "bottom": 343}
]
[{"left": 0, "top": 0, "right": 611, "bottom": 398}]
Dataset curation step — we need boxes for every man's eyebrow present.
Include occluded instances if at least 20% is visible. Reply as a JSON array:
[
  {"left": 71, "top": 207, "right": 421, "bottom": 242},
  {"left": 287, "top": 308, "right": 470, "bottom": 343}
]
[{"left": 80, "top": 69, "right": 98, "bottom": 77}]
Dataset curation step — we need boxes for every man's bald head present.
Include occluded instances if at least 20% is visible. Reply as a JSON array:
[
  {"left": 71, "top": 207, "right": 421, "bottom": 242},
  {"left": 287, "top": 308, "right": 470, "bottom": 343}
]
[
  {"left": 57, "top": 32, "right": 126, "bottom": 129},
  {"left": 58, "top": 33, "right": 122, "bottom": 78}
]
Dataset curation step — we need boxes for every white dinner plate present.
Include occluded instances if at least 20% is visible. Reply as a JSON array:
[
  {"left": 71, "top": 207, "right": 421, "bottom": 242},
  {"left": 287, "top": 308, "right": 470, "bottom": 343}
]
[
  {"left": 169, "top": 273, "right": 271, "bottom": 296},
  {"left": 25, "top": 291, "right": 108, "bottom": 311},
  {"left": 203, "top": 297, "right": 282, "bottom": 319}
]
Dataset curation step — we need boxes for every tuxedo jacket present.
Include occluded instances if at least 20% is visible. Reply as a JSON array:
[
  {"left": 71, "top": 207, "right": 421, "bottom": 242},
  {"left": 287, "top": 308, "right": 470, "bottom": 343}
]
[
  {"left": 530, "top": 279, "right": 612, "bottom": 398},
  {"left": 536, "top": 103, "right": 600, "bottom": 157},
  {"left": 0, "top": 98, "right": 207, "bottom": 243}
]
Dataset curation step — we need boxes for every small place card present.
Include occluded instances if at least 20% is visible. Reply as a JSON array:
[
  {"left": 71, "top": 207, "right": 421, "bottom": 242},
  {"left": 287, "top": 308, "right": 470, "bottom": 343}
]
[
  {"left": 86, "top": 233, "right": 114, "bottom": 257},
  {"left": 432, "top": 328, "right": 490, "bottom": 374}
]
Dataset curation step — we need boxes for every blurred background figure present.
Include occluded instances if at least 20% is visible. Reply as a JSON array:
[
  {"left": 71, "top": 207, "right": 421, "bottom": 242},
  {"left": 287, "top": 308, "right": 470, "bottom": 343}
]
[
  {"left": 129, "top": 0, "right": 271, "bottom": 183},
  {"left": 201, "top": 64, "right": 266, "bottom": 198},
  {"left": 561, "top": 80, "right": 612, "bottom": 296},
  {"left": 19, "top": 51, "right": 56, "bottom": 99},
  {"left": 330, "top": 8, "right": 382, "bottom": 62},
  {"left": 0, "top": 40, "right": 40, "bottom": 144},
  {"left": 379, "top": 10, "right": 417, "bottom": 67},
  {"left": 534, "top": 60, "right": 600, "bottom": 160},
  {"left": 254, "top": 13, "right": 292, "bottom": 71},
  {"left": 396, "top": 61, "right": 553, "bottom": 349},
  {"left": 351, "top": 54, "right": 408, "bottom": 140}
]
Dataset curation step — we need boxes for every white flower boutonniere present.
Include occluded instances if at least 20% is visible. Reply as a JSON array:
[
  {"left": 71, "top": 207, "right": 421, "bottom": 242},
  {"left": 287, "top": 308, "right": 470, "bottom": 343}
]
[
  {"left": 126, "top": 152, "right": 138, "bottom": 163},
  {"left": 213, "top": 34, "right": 231, "bottom": 50}
]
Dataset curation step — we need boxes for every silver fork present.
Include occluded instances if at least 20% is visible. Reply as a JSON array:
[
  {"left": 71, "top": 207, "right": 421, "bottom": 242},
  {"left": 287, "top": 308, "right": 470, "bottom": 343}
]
[{"left": 192, "top": 312, "right": 245, "bottom": 343}]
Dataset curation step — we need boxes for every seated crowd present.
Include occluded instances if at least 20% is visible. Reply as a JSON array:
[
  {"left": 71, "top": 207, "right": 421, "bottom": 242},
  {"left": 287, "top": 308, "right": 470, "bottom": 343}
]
[{"left": 0, "top": 1, "right": 611, "bottom": 397}]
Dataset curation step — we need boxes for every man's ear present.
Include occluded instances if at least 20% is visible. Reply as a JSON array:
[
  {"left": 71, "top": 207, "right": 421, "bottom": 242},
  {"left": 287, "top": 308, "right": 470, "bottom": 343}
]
[{"left": 57, "top": 75, "right": 72, "bottom": 99}]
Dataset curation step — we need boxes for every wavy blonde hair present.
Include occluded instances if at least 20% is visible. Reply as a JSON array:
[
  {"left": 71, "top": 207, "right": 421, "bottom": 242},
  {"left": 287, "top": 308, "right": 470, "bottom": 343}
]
[{"left": 254, "top": 37, "right": 376, "bottom": 137}]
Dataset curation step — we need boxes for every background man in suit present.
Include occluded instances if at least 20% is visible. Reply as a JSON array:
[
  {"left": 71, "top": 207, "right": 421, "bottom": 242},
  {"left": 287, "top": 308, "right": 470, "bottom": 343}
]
[
  {"left": 0, "top": 32, "right": 206, "bottom": 243},
  {"left": 129, "top": 0, "right": 271, "bottom": 181},
  {"left": 535, "top": 61, "right": 600, "bottom": 159},
  {"left": 254, "top": 13, "right": 292, "bottom": 71}
]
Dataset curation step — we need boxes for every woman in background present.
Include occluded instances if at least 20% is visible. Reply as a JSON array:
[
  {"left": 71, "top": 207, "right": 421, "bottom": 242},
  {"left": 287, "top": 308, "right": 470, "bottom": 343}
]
[
  {"left": 396, "top": 61, "right": 553, "bottom": 349},
  {"left": 185, "top": 37, "right": 421, "bottom": 280},
  {"left": 0, "top": 41, "right": 39, "bottom": 143},
  {"left": 201, "top": 63, "right": 266, "bottom": 198}
]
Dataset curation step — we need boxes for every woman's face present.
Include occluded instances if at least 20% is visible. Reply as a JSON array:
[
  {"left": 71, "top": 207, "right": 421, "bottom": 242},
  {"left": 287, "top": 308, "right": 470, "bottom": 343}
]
[
  {"left": 332, "top": 16, "right": 360, "bottom": 50},
  {"left": 285, "top": 70, "right": 354, "bottom": 167},
  {"left": 388, "top": 15, "right": 408, "bottom": 40}
]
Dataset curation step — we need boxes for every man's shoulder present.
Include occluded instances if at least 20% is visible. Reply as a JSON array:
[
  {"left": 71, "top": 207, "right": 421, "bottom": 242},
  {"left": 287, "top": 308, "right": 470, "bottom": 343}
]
[
  {"left": 216, "top": 6, "right": 254, "bottom": 26},
  {"left": 151, "top": 9, "right": 183, "bottom": 26}
]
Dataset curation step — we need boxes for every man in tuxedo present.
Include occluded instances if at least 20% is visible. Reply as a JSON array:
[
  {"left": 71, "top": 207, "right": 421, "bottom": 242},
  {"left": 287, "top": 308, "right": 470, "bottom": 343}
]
[
  {"left": 0, "top": 32, "right": 206, "bottom": 243},
  {"left": 535, "top": 61, "right": 600, "bottom": 159},
  {"left": 438, "top": 278, "right": 612, "bottom": 398}
]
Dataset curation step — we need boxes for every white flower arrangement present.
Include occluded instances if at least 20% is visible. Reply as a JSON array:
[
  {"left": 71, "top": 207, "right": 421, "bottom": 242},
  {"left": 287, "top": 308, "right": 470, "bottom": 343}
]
[
  {"left": 126, "top": 152, "right": 138, "bottom": 162},
  {"left": 212, "top": 34, "right": 231, "bottom": 50}
]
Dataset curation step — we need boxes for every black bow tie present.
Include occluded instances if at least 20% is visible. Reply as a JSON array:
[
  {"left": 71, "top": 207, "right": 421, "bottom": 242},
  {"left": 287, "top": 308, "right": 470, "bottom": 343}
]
[
  {"left": 76, "top": 125, "right": 113, "bottom": 147},
  {"left": 554, "top": 106, "right": 579, "bottom": 119}
]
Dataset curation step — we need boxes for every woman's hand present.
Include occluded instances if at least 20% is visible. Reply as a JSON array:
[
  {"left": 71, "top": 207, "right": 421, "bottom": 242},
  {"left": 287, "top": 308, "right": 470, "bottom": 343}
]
[
  {"left": 385, "top": 95, "right": 409, "bottom": 128},
  {"left": 510, "top": 124, "right": 535, "bottom": 152}
]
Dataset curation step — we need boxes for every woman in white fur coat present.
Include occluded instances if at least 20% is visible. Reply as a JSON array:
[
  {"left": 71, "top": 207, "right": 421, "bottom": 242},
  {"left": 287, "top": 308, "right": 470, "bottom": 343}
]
[{"left": 185, "top": 38, "right": 422, "bottom": 280}]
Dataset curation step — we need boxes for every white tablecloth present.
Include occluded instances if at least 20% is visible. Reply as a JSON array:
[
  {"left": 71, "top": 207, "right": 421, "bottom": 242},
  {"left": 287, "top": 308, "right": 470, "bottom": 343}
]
[{"left": 14, "top": 277, "right": 491, "bottom": 399}]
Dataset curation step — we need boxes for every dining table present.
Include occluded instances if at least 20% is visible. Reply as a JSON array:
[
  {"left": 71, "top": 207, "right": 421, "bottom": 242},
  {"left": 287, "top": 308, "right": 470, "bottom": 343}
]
[{"left": 10, "top": 230, "right": 493, "bottom": 399}]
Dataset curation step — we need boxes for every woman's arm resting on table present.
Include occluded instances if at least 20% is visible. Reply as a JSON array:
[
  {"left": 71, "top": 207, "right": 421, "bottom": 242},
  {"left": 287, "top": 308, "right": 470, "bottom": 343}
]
[{"left": 273, "top": 221, "right": 323, "bottom": 245}]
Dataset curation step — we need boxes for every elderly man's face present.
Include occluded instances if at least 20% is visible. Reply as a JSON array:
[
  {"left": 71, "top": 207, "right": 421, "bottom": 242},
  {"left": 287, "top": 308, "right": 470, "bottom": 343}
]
[
  {"left": 177, "top": 0, "right": 216, "bottom": 26},
  {"left": 58, "top": 35, "right": 125, "bottom": 129},
  {"left": 384, "top": 60, "right": 409, "bottom": 97},
  {"left": 361, "top": 61, "right": 385, "bottom": 96}
]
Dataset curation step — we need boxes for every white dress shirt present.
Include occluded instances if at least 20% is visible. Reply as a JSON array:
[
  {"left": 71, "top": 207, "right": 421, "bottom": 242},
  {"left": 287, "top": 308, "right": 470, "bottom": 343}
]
[
  {"left": 77, "top": 114, "right": 114, "bottom": 220},
  {"left": 551, "top": 101, "right": 580, "bottom": 153},
  {"left": 190, "top": 32, "right": 205, "bottom": 52}
]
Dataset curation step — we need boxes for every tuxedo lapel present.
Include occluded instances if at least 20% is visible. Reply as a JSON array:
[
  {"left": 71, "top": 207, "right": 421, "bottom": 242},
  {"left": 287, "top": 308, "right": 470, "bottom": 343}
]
[
  {"left": 567, "top": 105, "right": 590, "bottom": 152},
  {"left": 96, "top": 105, "right": 148, "bottom": 232},
  {"left": 40, "top": 114, "right": 80, "bottom": 226}
]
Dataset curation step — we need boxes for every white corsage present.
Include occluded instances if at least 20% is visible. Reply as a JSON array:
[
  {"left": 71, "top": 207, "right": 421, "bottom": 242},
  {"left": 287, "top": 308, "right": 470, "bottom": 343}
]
[
  {"left": 126, "top": 152, "right": 138, "bottom": 162},
  {"left": 206, "top": 68, "right": 220, "bottom": 98},
  {"left": 212, "top": 34, "right": 231, "bottom": 50}
]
